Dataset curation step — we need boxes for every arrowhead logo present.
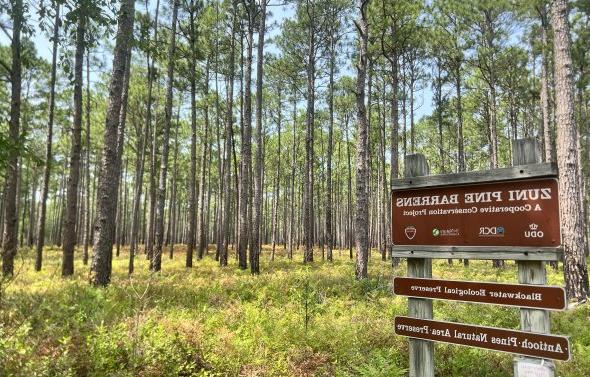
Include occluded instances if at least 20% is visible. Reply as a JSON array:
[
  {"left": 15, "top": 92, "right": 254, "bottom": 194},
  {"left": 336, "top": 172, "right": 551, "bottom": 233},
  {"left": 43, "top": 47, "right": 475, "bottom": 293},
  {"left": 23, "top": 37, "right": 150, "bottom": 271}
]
[{"left": 405, "top": 226, "right": 417, "bottom": 240}]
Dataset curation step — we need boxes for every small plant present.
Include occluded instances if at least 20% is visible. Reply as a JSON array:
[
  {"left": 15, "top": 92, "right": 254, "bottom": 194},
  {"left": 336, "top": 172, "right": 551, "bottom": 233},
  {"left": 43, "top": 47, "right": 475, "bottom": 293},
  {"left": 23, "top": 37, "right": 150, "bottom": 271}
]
[{"left": 292, "top": 270, "right": 325, "bottom": 333}]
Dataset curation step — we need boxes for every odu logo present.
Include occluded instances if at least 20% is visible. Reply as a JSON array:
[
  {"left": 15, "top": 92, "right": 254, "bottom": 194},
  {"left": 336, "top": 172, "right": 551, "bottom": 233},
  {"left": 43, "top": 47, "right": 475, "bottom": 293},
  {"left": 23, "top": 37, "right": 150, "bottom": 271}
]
[
  {"left": 479, "top": 226, "right": 505, "bottom": 236},
  {"left": 525, "top": 223, "right": 544, "bottom": 238}
]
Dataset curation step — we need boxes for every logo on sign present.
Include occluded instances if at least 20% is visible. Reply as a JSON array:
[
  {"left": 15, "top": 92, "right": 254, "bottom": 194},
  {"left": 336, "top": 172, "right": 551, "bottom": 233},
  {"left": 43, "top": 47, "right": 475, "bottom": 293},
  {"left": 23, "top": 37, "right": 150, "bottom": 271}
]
[
  {"left": 479, "top": 226, "right": 505, "bottom": 237},
  {"left": 432, "top": 228, "right": 460, "bottom": 237},
  {"left": 405, "top": 226, "right": 417, "bottom": 240},
  {"left": 525, "top": 223, "right": 544, "bottom": 238}
]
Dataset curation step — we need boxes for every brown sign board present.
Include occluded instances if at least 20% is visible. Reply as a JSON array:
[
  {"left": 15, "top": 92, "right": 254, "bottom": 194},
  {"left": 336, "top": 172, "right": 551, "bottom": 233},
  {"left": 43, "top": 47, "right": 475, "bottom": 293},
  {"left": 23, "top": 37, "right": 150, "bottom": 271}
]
[
  {"left": 394, "top": 277, "right": 566, "bottom": 310},
  {"left": 391, "top": 178, "right": 560, "bottom": 248},
  {"left": 394, "top": 316, "right": 570, "bottom": 361}
]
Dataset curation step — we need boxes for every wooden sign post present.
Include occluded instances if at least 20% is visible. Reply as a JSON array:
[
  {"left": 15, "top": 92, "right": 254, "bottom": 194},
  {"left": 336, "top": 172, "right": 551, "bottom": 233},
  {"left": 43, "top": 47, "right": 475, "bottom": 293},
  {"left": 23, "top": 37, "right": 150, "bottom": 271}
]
[
  {"left": 512, "top": 139, "right": 555, "bottom": 377},
  {"left": 404, "top": 154, "right": 434, "bottom": 377},
  {"left": 392, "top": 139, "right": 567, "bottom": 377}
]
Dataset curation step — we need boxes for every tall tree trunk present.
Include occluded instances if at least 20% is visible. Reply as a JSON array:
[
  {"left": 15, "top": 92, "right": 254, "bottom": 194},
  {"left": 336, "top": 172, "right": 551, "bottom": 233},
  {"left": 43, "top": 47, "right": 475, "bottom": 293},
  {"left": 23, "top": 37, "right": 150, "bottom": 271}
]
[
  {"left": 27, "top": 167, "right": 36, "bottom": 247},
  {"left": 152, "top": 0, "right": 179, "bottom": 272},
  {"left": 271, "top": 87, "right": 282, "bottom": 261},
  {"left": 90, "top": 0, "right": 136, "bottom": 286},
  {"left": 168, "top": 113, "right": 179, "bottom": 259},
  {"left": 435, "top": 59, "right": 445, "bottom": 173},
  {"left": 389, "top": 56, "right": 399, "bottom": 182},
  {"left": 221, "top": 0, "right": 237, "bottom": 267},
  {"left": 146, "top": 0, "right": 161, "bottom": 263},
  {"left": 303, "top": 1, "right": 316, "bottom": 263},
  {"left": 251, "top": 0, "right": 267, "bottom": 275},
  {"left": 2, "top": 0, "right": 23, "bottom": 277},
  {"left": 238, "top": 0, "right": 254, "bottom": 270},
  {"left": 62, "top": 16, "right": 86, "bottom": 276},
  {"left": 354, "top": 0, "right": 369, "bottom": 279},
  {"left": 128, "top": 103, "right": 148, "bottom": 274},
  {"left": 288, "top": 94, "right": 297, "bottom": 260},
  {"left": 82, "top": 49, "right": 92, "bottom": 265},
  {"left": 539, "top": 5, "right": 553, "bottom": 163},
  {"left": 345, "top": 118, "right": 352, "bottom": 260},
  {"left": 35, "top": 3, "right": 59, "bottom": 272},
  {"left": 326, "top": 34, "right": 335, "bottom": 262},
  {"left": 454, "top": 65, "right": 465, "bottom": 173},
  {"left": 186, "top": 0, "right": 198, "bottom": 267},
  {"left": 198, "top": 60, "right": 211, "bottom": 259},
  {"left": 83, "top": 51, "right": 92, "bottom": 265},
  {"left": 552, "top": 0, "right": 589, "bottom": 301}
]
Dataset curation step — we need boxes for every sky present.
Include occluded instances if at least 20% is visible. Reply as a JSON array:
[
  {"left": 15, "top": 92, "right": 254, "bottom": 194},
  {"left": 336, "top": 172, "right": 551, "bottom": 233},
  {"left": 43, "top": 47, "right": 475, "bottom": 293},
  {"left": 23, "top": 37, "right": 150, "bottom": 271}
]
[{"left": 1, "top": 0, "right": 434, "bottom": 123}]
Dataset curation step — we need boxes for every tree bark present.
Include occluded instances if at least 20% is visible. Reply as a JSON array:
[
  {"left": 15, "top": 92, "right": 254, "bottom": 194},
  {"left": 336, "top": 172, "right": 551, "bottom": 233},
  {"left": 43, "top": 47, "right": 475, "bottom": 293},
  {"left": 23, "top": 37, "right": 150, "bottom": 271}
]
[
  {"left": 354, "top": 0, "right": 369, "bottom": 280},
  {"left": 303, "top": 0, "right": 316, "bottom": 263},
  {"left": 2, "top": 0, "right": 23, "bottom": 277},
  {"left": 197, "top": 61, "right": 211, "bottom": 260},
  {"left": 238, "top": 0, "right": 254, "bottom": 270},
  {"left": 251, "top": 0, "right": 267, "bottom": 274},
  {"left": 271, "top": 86, "right": 282, "bottom": 261},
  {"left": 221, "top": 0, "right": 237, "bottom": 267},
  {"left": 551, "top": 0, "right": 589, "bottom": 301},
  {"left": 62, "top": 15, "right": 86, "bottom": 276},
  {"left": 186, "top": 0, "right": 198, "bottom": 267},
  {"left": 35, "top": 3, "right": 59, "bottom": 271},
  {"left": 455, "top": 66, "right": 465, "bottom": 173},
  {"left": 539, "top": 5, "right": 553, "bottom": 163},
  {"left": 152, "top": 0, "right": 179, "bottom": 272},
  {"left": 146, "top": 0, "right": 161, "bottom": 263},
  {"left": 90, "top": 0, "right": 135, "bottom": 286}
]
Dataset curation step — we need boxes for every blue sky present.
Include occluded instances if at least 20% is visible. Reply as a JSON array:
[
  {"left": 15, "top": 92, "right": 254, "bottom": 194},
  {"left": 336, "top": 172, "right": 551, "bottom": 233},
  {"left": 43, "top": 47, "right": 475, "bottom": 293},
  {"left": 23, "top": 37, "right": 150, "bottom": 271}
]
[{"left": 1, "top": 0, "right": 434, "bottom": 122}]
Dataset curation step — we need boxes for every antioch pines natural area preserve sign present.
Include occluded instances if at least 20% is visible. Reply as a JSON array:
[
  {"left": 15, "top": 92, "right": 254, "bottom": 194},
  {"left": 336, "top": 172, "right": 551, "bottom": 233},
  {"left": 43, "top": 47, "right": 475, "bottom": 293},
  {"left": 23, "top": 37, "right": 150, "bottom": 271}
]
[
  {"left": 394, "top": 317, "right": 570, "bottom": 361},
  {"left": 391, "top": 178, "right": 560, "bottom": 247}
]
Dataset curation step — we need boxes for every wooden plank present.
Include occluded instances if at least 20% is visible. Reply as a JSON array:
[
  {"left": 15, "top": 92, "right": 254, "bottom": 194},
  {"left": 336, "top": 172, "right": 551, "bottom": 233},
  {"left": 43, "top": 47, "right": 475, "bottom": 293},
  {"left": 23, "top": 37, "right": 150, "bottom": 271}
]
[
  {"left": 392, "top": 163, "right": 557, "bottom": 191},
  {"left": 404, "top": 154, "right": 434, "bottom": 377},
  {"left": 391, "top": 245, "right": 561, "bottom": 260},
  {"left": 512, "top": 138, "right": 555, "bottom": 377},
  {"left": 394, "top": 277, "right": 567, "bottom": 310},
  {"left": 394, "top": 316, "right": 570, "bottom": 361},
  {"left": 392, "top": 249, "right": 560, "bottom": 261}
]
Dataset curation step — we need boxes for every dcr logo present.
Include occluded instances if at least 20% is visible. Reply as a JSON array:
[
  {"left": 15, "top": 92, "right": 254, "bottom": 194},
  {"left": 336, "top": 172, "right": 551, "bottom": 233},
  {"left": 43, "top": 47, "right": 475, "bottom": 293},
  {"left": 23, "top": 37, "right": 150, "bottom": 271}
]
[{"left": 479, "top": 226, "right": 504, "bottom": 236}]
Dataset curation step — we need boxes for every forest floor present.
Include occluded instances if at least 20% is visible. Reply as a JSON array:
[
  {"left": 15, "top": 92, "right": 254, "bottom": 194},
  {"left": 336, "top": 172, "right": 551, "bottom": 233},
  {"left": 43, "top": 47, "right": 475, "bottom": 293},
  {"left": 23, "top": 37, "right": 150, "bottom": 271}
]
[{"left": 0, "top": 245, "right": 589, "bottom": 377}]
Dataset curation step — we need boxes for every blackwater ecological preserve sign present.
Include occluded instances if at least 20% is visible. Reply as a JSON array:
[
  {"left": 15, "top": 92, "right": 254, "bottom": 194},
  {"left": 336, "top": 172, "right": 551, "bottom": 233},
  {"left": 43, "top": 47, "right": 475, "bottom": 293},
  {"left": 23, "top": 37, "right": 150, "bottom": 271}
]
[{"left": 391, "top": 177, "right": 560, "bottom": 247}]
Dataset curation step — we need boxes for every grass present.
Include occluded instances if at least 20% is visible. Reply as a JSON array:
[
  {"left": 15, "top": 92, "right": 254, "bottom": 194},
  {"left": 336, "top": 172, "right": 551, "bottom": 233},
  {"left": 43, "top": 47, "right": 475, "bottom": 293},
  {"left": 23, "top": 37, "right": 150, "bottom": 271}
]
[{"left": 0, "top": 245, "right": 589, "bottom": 376}]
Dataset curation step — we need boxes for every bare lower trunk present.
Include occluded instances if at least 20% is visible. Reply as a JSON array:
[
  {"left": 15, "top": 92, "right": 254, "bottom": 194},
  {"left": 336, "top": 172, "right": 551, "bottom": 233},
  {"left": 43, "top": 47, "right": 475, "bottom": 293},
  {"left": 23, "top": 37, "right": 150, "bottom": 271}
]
[
  {"left": 221, "top": 1, "right": 237, "bottom": 267},
  {"left": 152, "top": 0, "right": 179, "bottom": 272},
  {"left": 83, "top": 121, "right": 93, "bottom": 266},
  {"left": 197, "top": 61, "right": 211, "bottom": 260},
  {"left": 238, "top": 1, "right": 254, "bottom": 270},
  {"left": 552, "top": 0, "right": 589, "bottom": 301},
  {"left": 35, "top": 4, "right": 59, "bottom": 272},
  {"left": 251, "top": 0, "right": 267, "bottom": 274},
  {"left": 186, "top": 0, "right": 198, "bottom": 267},
  {"left": 146, "top": 0, "right": 161, "bottom": 263},
  {"left": 354, "top": 0, "right": 369, "bottom": 280},
  {"left": 303, "top": 2, "right": 316, "bottom": 263},
  {"left": 62, "top": 16, "right": 86, "bottom": 276},
  {"left": 90, "top": 0, "right": 135, "bottom": 286},
  {"left": 2, "top": 0, "right": 23, "bottom": 277},
  {"left": 540, "top": 5, "right": 553, "bottom": 163}
]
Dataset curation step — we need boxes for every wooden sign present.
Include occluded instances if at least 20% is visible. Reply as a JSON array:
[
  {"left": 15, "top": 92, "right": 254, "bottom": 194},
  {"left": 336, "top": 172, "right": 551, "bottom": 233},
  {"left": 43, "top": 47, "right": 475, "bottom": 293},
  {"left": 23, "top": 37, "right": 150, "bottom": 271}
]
[
  {"left": 394, "top": 277, "right": 566, "bottom": 310},
  {"left": 391, "top": 178, "right": 560, "bottom": 248},
  {"left": 394, "top": 316, "right": 570, "bottom": 361}
]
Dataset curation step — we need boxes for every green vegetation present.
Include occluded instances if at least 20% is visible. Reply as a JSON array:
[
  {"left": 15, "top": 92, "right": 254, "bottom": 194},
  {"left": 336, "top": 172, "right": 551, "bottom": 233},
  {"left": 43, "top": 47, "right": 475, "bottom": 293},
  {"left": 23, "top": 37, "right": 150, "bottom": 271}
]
[{"left": 1, "top": 247, "right": 588, "bottom": 376}]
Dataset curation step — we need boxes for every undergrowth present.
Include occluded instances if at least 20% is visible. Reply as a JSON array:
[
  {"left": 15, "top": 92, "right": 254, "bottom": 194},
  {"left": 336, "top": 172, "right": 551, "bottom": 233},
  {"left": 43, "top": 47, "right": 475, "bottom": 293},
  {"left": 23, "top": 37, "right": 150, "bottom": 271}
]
[{"left": 0, "top": 246, "right": 588, "bottom": 376}]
